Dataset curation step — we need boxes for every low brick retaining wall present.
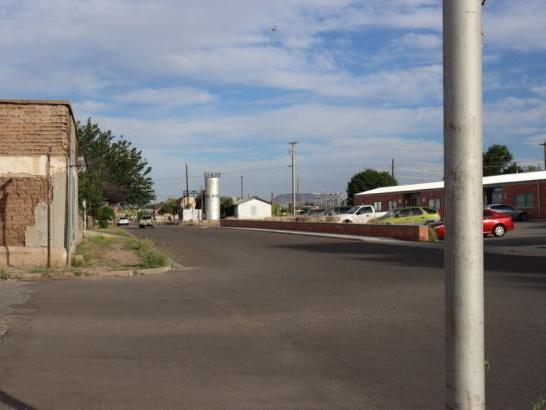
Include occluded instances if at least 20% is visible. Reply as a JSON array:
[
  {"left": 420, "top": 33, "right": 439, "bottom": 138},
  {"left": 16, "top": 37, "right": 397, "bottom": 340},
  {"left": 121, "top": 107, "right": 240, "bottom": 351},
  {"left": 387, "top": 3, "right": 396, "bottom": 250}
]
[{"left": 221, "top": 219, "right": 430, "bottom": 242}]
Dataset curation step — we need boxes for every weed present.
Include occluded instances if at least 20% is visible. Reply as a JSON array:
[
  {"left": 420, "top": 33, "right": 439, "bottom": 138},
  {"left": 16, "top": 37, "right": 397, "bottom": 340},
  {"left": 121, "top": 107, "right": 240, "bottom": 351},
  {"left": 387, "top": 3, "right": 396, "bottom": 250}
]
[
  {"left": 126, "top": 238, "right": 168, "bottom": 268},
  {"left": 73, "top": 271, "right": 90, "bottom": 277},
  {"left": 76, "top": 235, "right": 118, "bottom": 266},
  {"left": 532, "top": 398, "right": 546, "bottom": 410},
  {"left": 0, "top": 268, "right": 10, "bottom": 280},
  {"left": 30, "top": 266, "right": 50, "bottom": 274}
]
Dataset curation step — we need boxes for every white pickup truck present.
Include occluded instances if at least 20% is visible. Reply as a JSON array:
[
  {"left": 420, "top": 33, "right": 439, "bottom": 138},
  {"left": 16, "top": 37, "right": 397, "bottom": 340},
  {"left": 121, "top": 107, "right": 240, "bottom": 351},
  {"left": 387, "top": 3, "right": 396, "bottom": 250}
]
[{"left": 336, "top": 205, "right": 387, "bottom": 224}]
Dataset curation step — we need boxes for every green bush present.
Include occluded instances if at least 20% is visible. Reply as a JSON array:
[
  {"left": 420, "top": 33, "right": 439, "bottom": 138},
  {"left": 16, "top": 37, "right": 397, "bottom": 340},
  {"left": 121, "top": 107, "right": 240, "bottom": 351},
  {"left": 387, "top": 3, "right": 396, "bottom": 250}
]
[
  {"left": 126, "top": 238, "right": 168, "bottom": 268},
  {"left": 96, "top": 206, "right": 115, "bottom": 228}
]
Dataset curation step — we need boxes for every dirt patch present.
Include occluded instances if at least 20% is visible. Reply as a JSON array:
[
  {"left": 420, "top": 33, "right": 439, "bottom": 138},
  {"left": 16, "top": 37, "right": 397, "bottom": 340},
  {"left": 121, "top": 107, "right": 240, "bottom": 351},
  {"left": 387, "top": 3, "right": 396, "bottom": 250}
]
[{"left": 102, "top": 241, "right": 142, "bottom": 267}]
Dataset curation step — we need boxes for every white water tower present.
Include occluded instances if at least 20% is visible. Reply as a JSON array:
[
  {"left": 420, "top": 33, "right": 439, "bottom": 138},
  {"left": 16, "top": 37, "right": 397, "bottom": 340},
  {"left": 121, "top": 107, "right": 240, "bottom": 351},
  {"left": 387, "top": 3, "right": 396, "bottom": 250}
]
[{"left": 204, "top": 172, "right": 221, "bottom": 220}]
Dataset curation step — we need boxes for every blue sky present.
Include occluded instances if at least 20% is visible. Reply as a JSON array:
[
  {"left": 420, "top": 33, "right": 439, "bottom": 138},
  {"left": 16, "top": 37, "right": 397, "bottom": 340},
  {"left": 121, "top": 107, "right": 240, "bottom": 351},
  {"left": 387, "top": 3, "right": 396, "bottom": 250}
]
[{"left": 2, "top": 0, "right": 545, "bottom": 200}]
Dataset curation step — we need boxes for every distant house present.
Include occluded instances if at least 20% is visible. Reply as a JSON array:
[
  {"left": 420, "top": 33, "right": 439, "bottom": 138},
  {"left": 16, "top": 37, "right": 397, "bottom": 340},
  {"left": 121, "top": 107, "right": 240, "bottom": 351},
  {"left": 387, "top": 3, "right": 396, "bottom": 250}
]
[
  {"left": 0, "top": 99, "right": 82, "bottom": 267},
  {"left": 355, "top": 171, "right": 546, "bottom": 219},
  {"left": 235, "top": 198, "right": 271, "bottom": 219}
]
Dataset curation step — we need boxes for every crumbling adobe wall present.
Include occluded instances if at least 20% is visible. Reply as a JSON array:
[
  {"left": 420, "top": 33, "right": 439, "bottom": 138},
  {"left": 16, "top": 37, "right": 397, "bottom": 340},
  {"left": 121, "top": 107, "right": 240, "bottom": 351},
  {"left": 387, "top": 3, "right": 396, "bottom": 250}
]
[
  {"left": 0, "top": 176, "right": 48, "bottom": 246},
  {"left": 0, "top": 103, "right": 71, "bottom": 155}
]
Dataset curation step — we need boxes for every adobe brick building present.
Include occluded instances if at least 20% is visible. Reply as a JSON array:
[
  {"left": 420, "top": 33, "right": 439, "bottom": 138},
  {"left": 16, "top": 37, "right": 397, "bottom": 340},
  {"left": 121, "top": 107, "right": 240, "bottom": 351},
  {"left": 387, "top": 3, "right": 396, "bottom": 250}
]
[
  {"left": 355, "top": 171, "right": 546, "bottom": 219},
  {"left": 0, "top": 100, "right": 82, "bottom": 268}
]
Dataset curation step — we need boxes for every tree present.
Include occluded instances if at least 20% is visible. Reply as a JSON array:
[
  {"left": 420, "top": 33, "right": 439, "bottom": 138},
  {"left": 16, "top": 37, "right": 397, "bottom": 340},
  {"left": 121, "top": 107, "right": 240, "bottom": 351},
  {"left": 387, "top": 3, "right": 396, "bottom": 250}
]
[
  {"left": 483, "top": 144, "right": 517, "bottom": 176},
  {"left": 77, "top": 118, "right": 155, "bottom": 217},
  {"left": 159, "top": 197, "right": 180, "bottom": 215},
  {"left": 220, "top": 196, "right": 235, "bottom": 218},
  {"left": 346, "top": 169, "right": 398, "bottom": 205}
]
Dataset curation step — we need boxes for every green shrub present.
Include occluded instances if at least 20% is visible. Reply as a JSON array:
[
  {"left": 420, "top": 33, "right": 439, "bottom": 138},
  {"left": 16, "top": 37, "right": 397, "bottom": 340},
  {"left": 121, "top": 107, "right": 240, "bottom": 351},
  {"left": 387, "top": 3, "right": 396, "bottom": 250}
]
[
  {"left": 126, "top": 238, "right": 168, "bottom": 268},
  {"left": 96, "top": 206, "right": 115, "bottom": 228}
]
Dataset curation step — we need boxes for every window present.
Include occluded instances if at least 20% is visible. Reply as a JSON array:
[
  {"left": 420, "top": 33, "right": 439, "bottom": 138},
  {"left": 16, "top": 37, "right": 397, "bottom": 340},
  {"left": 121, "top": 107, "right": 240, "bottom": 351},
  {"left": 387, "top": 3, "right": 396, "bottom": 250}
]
[
  {"left": 357, "top": 206, "right": 372, "bottom": 215},
  {"left": 388, "top": 200, "right": 397, "bottom": 210},
  {"left": 398, "top": 208, "right": 412, "bottom": 217},
  {"left": 428, "top": 198, "right": 440, "bottom": 210},
  {"left": 410, "top": 208, "right": 423, "bottom": 216},
  {"left": 515, "top": 193, "right": 534, "bottom": 208},
  {"left": 374, "top": 201, "right": 382, "bottom": 211}
]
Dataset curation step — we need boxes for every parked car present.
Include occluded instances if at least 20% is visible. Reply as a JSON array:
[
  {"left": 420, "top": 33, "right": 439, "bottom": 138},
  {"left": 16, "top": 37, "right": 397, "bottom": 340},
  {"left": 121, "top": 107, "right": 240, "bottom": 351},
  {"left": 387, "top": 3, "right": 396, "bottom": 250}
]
[
  {"left": 484, "top": 204, "right": 528, "bottom": 221},
  {"left": 323, "top": 206, "right": 352, "bottom": 216},
  {"left": 375, "top": 207, "right": 440, "bottom": 225},
  {"left": 117, "top": 217, "right": 130, "bottom": 226},
  {"left": 431, "top": 209, "right": 514, "bottom": 239},
  {"left": 336, "top": 205, "right": 387, "bottom": 224},
  {"left": 139, "top": 215, "right": 154, "bottom": 228}
]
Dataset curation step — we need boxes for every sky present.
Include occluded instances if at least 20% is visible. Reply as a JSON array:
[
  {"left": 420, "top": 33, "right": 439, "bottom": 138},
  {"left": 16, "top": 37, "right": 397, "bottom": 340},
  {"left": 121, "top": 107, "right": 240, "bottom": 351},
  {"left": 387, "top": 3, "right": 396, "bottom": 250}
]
[{"left": 2, "top": 0, "right": 546, "bottom": 200}]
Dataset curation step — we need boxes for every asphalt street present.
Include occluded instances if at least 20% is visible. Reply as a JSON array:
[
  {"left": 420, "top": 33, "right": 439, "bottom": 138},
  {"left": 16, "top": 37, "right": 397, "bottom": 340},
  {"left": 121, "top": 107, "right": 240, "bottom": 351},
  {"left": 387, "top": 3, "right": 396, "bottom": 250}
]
[{"left": 0, "top": 225, "right": 544, "bottom": 409}]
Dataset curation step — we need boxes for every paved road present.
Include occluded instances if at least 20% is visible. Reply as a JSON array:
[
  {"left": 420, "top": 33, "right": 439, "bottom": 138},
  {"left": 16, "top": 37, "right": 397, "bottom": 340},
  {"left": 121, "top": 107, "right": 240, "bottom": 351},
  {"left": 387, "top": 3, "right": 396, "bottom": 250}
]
[{"left": 0, "top": 226, "right": 544, "bottom": 409}]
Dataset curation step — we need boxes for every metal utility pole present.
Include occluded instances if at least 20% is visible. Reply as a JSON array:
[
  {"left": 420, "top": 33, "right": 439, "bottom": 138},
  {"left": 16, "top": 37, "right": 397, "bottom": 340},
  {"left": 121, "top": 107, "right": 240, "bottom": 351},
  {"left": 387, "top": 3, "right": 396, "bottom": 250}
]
[
  {"left": 391, "top": 159, "right": 395, "bottom": 178},
  {"left": 185, "top": 163, "right": 189, "bottom": 208},
  {"left": 240, "top": 176, "right": 244, "bottom": 199},
  {"left": 46, "top": 146, "right": 52, "bottom": 268},
  {"left": 289, "top": 141, "right": 298, "bottom": 216},
  {"left": 444, "top": 1, "right": 485, "bottom": 409},
  {"left": 538, "top": 140, "right": 546, "bottom": 171}
]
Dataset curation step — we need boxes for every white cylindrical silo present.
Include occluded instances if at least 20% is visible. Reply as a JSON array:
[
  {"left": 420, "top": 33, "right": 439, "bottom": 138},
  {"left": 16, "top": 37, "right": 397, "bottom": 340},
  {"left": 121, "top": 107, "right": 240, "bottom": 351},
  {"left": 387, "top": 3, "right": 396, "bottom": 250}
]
[{"left": 204, "top": 172, "right": 221, "bottom": 220}]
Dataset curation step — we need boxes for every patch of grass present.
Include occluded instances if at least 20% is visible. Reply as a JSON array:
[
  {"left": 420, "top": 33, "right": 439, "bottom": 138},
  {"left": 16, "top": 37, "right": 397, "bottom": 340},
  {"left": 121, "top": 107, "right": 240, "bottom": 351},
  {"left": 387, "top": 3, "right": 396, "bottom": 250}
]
[
  {"left": 30, "top": 266, "right": 50, "bottom": 274},
  {"left": 125, "top": 238, "right": 169, "bottom": 269},
  {"left": 0, "top": 268, "right": 10, "bottom": 280},
  {"left": 75, "top": 235, "right": 120, "bottom": 267},
  {"left": 73, "top": 270, "right": 91, "bottom": 277},
  {"left": 96, "top": 227, "right": 132, "bottom": 237},
  {"left": 532, "top": 398, "right": 546, "bottom": 410}
]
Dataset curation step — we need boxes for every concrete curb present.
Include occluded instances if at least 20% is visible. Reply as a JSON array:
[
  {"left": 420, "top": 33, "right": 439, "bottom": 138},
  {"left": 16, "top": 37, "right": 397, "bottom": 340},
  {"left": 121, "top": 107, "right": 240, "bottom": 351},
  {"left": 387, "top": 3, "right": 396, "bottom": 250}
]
[
  {"left": 5, "top": 264, "right": 175, "bottom": 281},
  {"left": 222, "top": 226, "right": 546, "bottom": 256},
  {"left": 223, "top": 226, "right": 441, "bottom": 249}
]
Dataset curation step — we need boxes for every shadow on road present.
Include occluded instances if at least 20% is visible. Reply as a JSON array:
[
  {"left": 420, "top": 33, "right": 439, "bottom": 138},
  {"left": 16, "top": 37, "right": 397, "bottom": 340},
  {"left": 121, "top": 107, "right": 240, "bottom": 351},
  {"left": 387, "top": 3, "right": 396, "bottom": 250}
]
[
  {"left": 0, "top": 390, "right": 37, "bottom": 410},
  {"left": 273, "top": 241, "right": 546, "bottom": 283}
]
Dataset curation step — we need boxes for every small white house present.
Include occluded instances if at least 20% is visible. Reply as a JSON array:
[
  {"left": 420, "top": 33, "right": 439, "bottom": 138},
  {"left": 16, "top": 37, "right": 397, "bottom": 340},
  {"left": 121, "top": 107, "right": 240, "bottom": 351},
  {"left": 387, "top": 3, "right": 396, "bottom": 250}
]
[{"left": 235, "top": 198, "right": 272, "bottom": 219}]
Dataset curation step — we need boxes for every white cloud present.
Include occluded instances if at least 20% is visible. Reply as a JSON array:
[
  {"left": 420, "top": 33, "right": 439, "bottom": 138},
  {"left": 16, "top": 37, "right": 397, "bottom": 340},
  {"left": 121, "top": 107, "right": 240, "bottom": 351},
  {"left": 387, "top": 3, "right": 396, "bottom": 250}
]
[
  {"left": 396, "top": 33, "right": 441, "bottom": 50},
  {"left": 531, "top": 86, "right": 546, "bottom": 97},
  {"left": 114, "top": 87, "right": 215, "bottom": 106}
]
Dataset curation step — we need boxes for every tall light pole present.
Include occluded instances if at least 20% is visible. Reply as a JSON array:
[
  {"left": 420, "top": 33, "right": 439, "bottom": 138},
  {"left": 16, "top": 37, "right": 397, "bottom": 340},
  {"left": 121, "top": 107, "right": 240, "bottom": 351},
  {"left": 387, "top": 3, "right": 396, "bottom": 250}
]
[
  {"left": 240, "top": 175, "right": 244, "bottom": 199},
  {"left": 289, "top": 141, "right": 298, "bottom": 216},
  {"left": 444, "top": 1, "right": 485, "bottom": 409}
]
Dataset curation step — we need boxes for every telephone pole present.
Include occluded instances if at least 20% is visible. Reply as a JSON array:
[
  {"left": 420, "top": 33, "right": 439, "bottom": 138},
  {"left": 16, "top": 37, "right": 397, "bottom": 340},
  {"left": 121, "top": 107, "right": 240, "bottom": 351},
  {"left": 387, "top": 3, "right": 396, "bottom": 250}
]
[
  {"left": 391, "top": 159, "right": 395, "bottom": 178},
  {"left": 240, "top": 176, "right": 244, "bottom": 199},
  {"left": 538, "top": 140, "right": 546, "bottom": 171},
  {"left": 185, "top": 163, "right": 189, "bottom": 208},
  {"left": 444, "top": 1, "right": 485, "bottom": 409},
  {"left": 289, "top": 141, "right": 298, "bottom": 216}
]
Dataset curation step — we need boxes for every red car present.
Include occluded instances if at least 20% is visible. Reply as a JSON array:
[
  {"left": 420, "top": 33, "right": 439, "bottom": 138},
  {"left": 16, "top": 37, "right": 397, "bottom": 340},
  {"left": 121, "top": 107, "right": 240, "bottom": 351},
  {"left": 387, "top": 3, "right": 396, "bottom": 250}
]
[{"left": 432, "top": 210, "right": 514, "bottom": 239}]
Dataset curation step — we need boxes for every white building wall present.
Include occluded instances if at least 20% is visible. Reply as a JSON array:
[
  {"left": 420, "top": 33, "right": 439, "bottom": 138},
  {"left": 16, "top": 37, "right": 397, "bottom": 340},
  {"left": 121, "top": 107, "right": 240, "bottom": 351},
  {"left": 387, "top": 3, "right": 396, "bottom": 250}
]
[{"left": 236, "top": 199, "right": 271, "bottom": 219}]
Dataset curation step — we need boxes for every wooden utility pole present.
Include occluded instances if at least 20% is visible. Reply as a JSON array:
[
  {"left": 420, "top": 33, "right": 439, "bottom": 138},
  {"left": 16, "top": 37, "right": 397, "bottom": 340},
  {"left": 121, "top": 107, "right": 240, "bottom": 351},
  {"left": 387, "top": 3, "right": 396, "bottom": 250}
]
[
  {"left": 289, "top": 141, "right": 298, "bottom": 216},
  {"left": 185, "top": 163, "right": 189, "bottom": 209},
  {"left": 391, "top": 159, "right": 395, "bottom": 178},
  {"left": 538, "top": 140, "right": 546, "bottom": 171}
]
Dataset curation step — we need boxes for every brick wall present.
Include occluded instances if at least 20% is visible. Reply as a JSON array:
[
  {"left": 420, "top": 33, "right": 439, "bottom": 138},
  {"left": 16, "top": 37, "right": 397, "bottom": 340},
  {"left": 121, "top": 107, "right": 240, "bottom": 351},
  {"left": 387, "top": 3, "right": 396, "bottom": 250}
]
[
  {"left": 500, "top": 182, "right": 546, "bottom": 218},
  {"left": 0, "top": 176, "right": 48, "bottom": 246},
  {"left": 0, "top": 103, "right": 71, "bottom": 155},
  {"left": 221, "top": 219, "right": 430, "bottom": 241}
]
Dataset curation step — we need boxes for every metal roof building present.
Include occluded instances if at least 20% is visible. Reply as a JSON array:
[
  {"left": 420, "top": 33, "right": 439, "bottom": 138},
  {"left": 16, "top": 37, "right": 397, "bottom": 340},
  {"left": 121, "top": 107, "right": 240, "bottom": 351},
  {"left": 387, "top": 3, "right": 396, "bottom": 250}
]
[{"left": 355, "top": 171, "right": 546, "bottom": 219}]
